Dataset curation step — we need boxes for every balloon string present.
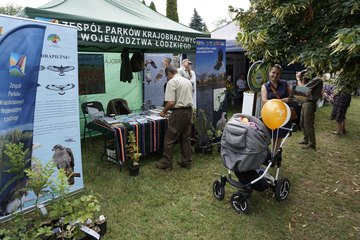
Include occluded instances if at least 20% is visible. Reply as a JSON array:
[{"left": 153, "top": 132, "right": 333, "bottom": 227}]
[
  {"left": 271, "top": 129, "right": 279, "bottom": 159},
  {"left": 271, "top": 130, "right": 275, "bottom": 159}
]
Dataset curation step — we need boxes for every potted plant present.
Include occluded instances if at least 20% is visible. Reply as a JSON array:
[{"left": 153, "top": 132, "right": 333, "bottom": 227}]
[
  {"left": 192, "top": 109, "right": 222, "bottom": 154},
  {"left": 126, "top": 131, "right": 142, "bottom": 176},
  {"left": 0, "top": 143, "right": 106, "bottom": 240}
]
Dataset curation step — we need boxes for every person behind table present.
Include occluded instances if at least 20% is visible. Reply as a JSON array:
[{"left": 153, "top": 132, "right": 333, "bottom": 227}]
[
  {"left": 156, "top": 66, "right": 193, "bottom": 170},
  {"left": 297, "top": 70, "right": 323, "bottom": 150},
  {"left": 330, "top": 83, "right": 352, "bottom": 135},
  {"left": 177, "top": 59, "right": 192, "bottom": 80},
  {"left": 236, "top": 73, "right": 248, "bottom": 108},
  {"left": 261, "top": 64, "right": 292, "bottom": 154},
  {"left": 236, "top": 73, "right": 247, "bottom": 93}
]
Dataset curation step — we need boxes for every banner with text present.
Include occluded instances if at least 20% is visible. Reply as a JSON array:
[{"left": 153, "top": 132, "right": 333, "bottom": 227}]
[
  {"left": 0, "top": 15, "right": 82, "bottom": 221},
  {"left": 36, "top": 18, "right": 197, "bottom": 52},
  {"left": 196, "top": 38, "right": 227, "bottom": 128}
]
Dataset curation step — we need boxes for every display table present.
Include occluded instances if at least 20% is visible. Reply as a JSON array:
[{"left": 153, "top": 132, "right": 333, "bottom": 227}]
[{"left": 86, "top": 116, "right": 168, "bottom": 167}]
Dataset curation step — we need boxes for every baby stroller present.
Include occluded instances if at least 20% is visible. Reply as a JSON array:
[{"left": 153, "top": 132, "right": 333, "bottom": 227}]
[{"left": 212, "top": 113, "right": 294, "bottom": 214}]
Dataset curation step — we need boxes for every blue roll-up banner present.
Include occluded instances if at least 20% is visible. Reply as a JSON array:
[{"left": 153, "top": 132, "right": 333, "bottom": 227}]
[
  {"left": 195, "top": 38, "right": 227, "bottom": 128},
  {"left": 0, "top": 14, "right": 82, "bottom": 221}
]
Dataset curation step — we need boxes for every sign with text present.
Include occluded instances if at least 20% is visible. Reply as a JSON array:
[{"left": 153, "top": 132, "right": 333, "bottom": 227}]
[
  {"left": 0, "top": 15, "right": 82, "bottom": 221},
  {"left": 0, "top": 23, "right": 46, "bottom": 217},
  {"left": 36, "top": 18, "right": 197, "bottom": 52},
  {"left": 196, "top": 38, "right": 226, "bottom": 128}
]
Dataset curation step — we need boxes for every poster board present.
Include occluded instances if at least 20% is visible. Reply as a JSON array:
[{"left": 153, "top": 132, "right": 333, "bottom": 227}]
[
  {"left": 195, "top": 38, "right": 227, "bottom": 128},
  {"left": 0, "top": 15, "right": 82, "bottom": 221}
]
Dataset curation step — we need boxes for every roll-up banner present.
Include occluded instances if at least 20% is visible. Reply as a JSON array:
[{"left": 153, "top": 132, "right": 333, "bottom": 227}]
[{"left": 0, "top": 14, "right": 82, "bottom": 221}]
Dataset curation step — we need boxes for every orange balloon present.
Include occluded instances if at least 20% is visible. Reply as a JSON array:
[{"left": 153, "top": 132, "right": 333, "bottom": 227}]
[{"left": 261, "top": 99, "right": 288, "bottom": 130}]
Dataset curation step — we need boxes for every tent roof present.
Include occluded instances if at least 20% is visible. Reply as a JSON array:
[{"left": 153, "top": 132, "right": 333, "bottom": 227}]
[
  {"left": 18, "top": 0, "right": 209, "bottom": 53},
  {"left": 211, "top": 22, "right": 245, "bottom": 53}
]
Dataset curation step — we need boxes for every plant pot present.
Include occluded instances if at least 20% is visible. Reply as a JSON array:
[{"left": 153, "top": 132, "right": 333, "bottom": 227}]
[
  {"left": 195, "top": 144, "right": 213, "bottom": 154},
  {"left": 95, "top": 218, "right": 107, "bottom": 236},
  {"left": 128, "top": 164, "right": 140, "bottom": 176}
]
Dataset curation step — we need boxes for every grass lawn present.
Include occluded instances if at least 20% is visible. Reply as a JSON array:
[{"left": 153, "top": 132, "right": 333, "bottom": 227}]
[{"left": 82, "top": 97, "right": 360, "bottom": 239}]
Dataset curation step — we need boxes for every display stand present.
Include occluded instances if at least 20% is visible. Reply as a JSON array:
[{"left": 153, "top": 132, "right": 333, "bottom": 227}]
[
  {"left": 242, "top": 92, "right": 262, "bottom": 117},
  {"left": 254, "top": 94, "right": 262, "bottom": 118},
  {"left": 242, "top": 92, "right": 255, "bottom": 115}
]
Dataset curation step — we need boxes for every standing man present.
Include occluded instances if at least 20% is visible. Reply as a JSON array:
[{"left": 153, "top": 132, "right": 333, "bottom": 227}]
[
  {"left": 178, "top": 59, "right": 192, "bottom": 80},
  {"left": 156, "top": 66, "right": 193, "bottom": 170},
  {"left": 178, "top": 58, "right": 196, "bottom": 106},
  {"left": 297, "top": 70, "right": 323, "bottom": 150}
]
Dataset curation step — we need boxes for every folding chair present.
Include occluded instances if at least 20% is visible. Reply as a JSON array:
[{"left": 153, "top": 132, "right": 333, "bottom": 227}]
[
  {"left": 106, "top": 98, "right": 131, "bottom": 116},
  {"left": 81, "top": 101, "right": 105, "bottom": 141}
]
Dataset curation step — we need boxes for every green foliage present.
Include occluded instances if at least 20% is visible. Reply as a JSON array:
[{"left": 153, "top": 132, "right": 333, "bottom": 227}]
[
  {"left": 126, "top": 131, "right": 142, "bottom": 166},
  {"left": 0, "top": 3, "right": 22, "bottom": 15},
  {"left": 230, "top": 0, "right": 360, "bottom": 89},
  {"left": 66, "top": 194, "right": 101, "bottom": 224},
  {"left": 25, "top": 159, "right": 55, "bottom": 200},
  {"left": 0, "top": 144, "right": 102, "bottom": 239},
  {"left": 189, "top": 9, "right": 207, "bottom": 32},
  {"left": 3, "top": 142, "right": 29, "bottom": 175},
  {"left": 212, "top": 19, "right": 230, "bottom": 31},
  {"left": 149, "top": 1, "right": 157, "bottom": 12},
  {"left": 1, "top": 143, "right": 30, "bottom": 215},
  {"left": 193, "top": 108, "right": 221, "bottom": 146},
  {"left": 166, "top": 0, "right": 179, "bottom": 22},
  {"left": 0, "top": 129, "right": 32, "bottom": 162}
]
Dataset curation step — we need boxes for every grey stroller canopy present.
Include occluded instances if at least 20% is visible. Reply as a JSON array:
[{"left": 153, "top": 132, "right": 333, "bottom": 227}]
[{"left": 221, "top": 113, "right": 271, "bottom": 172}]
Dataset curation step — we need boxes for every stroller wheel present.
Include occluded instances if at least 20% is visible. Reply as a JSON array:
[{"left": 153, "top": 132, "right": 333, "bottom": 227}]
[
  {"left": 212, "top": 180, "right": 225, "bottom": 200},
  {"left": 230, "top": 191, "right": 250, "bottom": 214},
  {"left": 275, "top": 178, "right": 290, "bottom": 202}
]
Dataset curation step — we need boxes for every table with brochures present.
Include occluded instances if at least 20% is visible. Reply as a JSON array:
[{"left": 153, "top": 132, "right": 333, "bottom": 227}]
[{"left": 86, "top": 111, "right": 168, "bottom": 167}]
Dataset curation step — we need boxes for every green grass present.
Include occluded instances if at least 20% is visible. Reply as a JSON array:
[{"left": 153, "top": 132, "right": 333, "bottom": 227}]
[
  {"left": 80, "top": 96, "right": 360, "bottom": 239},
  {"left": 7, "top": 97, "right": 355, "bottom": 240}
]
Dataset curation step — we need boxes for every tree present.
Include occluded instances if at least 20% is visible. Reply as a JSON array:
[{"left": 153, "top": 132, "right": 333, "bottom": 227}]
[
  {"left": 212, "top": 18, "right": 230, "bottom": 31},
  {"left": 0, "top": 3, "right": 22, "bottom": 15},
  {"left": 231, "top": 0, "right": 360, "bottom": 89},
  {"left": 149, "top": 1, "right": 157, "bottom": 12},
  {"left": 189, "top": 9, "right": 207, "bottom": 32},
  {"left": 142, "top": 0, "right": 146, "bottom": 5},
  {"left": 166, "top": 0, "right": 179, "bottom": 22}
]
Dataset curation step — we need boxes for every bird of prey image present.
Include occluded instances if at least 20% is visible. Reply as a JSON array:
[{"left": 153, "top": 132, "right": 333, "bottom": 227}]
[
  {"left": 38, "top": 65, "right": 45, "bottom": 71},
  {"left": 47, "top": 65, "right": 75, "bottom": 76},
  {"left": 155, "top": 70, "right": 164, "bottom": 82},
  {"left": 213, "top": 49, "right": 224, "bottom": 71},
  {"left": 45, "top": 84, "right": 75, "bottom": 95},
  {"left": 52, "top": 144, "right": 77, "bottom": 185},
  {"left": 216, "top": 112, "right": 227, "bottom": 132},
  {"left": 144, "top": 59, "right": 157, "bottom": 68}
]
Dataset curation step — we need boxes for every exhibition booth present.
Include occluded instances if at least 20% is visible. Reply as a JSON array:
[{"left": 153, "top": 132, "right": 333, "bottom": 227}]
[{"left": 18, "top": 0, "right": 209, "bottom": 136}]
